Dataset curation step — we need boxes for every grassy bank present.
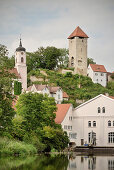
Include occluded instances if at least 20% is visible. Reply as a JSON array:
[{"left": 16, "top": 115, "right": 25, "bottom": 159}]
[{"left": 0, "top": 137, "right": 37, "bottom": 157}]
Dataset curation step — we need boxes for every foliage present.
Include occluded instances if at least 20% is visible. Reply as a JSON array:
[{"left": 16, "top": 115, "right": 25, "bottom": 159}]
[
  {"left": 28, "top": 69, "right": 114, "bottom": 106},
  {"left": 0, "top": 44, "right": 15, "bottom": 69},
  {"left": 0, "top": 137, "right": 37, "bottom": 156},
  {"left": 110, "top": 73, "right": 114, "bottom": 79},
  {"left": 0, "top": 69, "right": 15, "bottom": 136},
  {"left": 14, "top": 81, "right": 22, "bottom": 95},
  {"left": 87, "top": 58, "right": 96, "bottom": 66},
  {"left": 26, "top": 47, "right": 68, "bottom": 72},
  {"left": 41, "top": 126, "right": 69, "bottom": 152},
  {"left": 15, "top": 92, "right": 69, "bottom": 152},
  {"left": 107, "top": 81, "right": 114, "bottom": 91}
]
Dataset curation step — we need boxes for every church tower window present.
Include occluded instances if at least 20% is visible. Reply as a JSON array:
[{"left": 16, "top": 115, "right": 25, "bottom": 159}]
[{"left": 21, "top": 57, "right": 24, "bottom": 63}]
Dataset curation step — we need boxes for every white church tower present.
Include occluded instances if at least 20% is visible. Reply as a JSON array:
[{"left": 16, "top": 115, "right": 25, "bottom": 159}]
[
  {"left": 68, "top": 26, "right": 89, "bottom": 76},
  {"left": 15, "top": 39, "right": 27, "bottom": 92}
]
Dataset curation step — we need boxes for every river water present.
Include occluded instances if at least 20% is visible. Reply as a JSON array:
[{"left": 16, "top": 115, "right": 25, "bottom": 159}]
[{"left": 0, "top": 153, "right": 114, "bottom": 170}]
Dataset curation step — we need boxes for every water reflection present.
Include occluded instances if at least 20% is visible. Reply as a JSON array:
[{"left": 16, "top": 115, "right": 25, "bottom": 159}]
[{"left": 0, "top": 154, "right": 114, "bottom": 170}]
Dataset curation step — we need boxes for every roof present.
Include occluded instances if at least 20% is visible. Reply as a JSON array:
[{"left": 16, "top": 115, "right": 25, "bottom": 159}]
[
  {"left": 109, "top": 96, "right": 114, "bottom": 99},
  {"left": 49, "top": 86, "right": 61, "bottom": 93},
  {"left": 34, "top": 84, "right": 47, "bottom": 91},
  {"left": 68, "top": 26, "right": 89, "bottom": 39},
  {"left": 26, "top": 85, "right": 32, "bottom": 91},
  {"left": 16, "top": 39, "right": 26, "bottom": 52},
  {"left": 63, "top": 91, "right": 69, "bottom": 98},
  {"left": 90, "top": 64, "right": 107, "bottom": 73},
  {"left": 75, "top": 94, "right": 114, "bottom": 110},
  {"left": 55, "top": 104, "right": 71, "bottom": 124},
  {"left": 9, "top": 68, "right": 21, "bottom": 79}
]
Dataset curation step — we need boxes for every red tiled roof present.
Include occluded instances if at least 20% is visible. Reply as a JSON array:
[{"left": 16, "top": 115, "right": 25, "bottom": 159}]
[
  {"left": 109, "top": 96, "right": 114, "bottom": 99},
  {"left": 9, "top": 68, "right": 21, "bottom": 79},
  {"left": 63, "top": 91, "right": 69, "bottom": 98},
  {"left": 68, "top": 26, "right": 89, "bottom": 39},
  {"left": 90, "top": 64, "right": 107, "bottom": 73},
  {"left": 55, "top": 104, "right": 71, "bottom": 124}
]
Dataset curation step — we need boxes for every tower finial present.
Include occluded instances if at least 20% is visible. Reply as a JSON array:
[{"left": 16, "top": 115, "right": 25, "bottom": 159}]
[{"left": 19, "top": 34, "right": 22, "bottom": 47}]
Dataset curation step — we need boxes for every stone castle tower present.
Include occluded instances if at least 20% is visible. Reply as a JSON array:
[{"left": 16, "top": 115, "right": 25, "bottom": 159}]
[
  {"left": 15, "top": 39, "right": 27, "bottom": 92},
  {"left": 68, "top": 26, "right": 89, "bottom": 76}
]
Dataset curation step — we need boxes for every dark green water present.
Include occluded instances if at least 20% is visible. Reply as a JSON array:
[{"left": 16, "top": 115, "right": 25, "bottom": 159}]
[{"left": 0, "top": 154, "right": 114, "bottom": 170}]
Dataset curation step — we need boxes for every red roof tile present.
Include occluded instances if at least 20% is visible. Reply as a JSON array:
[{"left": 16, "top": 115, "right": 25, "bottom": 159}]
[
  {"left": 109, "top": 96, "right": 114, "bottom": 99},
  {"left": 55, "top": 104, "right": 71, "bottom": 124},
  {"left": 90, "top": 64, "right": 107, "bottom": 73},
  {"left": 9, "top": 68, "right": 21, "bottom": 79},
  {"left": 63, "top": 91, "right": 69, "bottom": 98},
  {"left": 68, "top": 26, "right": 89, "bottom": 39}
]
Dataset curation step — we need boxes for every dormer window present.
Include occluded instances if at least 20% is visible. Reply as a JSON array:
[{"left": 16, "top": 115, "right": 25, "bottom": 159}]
[{"left": 21, "top": 57, "right": 24, "bottom": 63}]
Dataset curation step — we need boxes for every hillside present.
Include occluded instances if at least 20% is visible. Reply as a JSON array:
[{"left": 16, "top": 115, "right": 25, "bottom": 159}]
[{"left": 28, "top": 69, "right": 114, "bottom": 107}]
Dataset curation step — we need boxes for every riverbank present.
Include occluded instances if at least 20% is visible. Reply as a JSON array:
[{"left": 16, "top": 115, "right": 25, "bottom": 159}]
[{"left": 0, "top": 137, "right": 37, "bottom": 157}]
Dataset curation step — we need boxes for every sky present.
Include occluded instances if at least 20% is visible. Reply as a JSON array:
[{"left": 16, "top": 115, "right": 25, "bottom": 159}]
[{"left": 0, "top": 0, "right": 114, "bottom": 72}]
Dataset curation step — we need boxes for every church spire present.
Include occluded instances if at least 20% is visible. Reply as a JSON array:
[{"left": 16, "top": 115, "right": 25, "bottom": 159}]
[
  {"left": 19, "top": 38, "right": 22, "bottom": 47},
  {"left": 16, "top": 38, "right": 26, "bottom": 52}
]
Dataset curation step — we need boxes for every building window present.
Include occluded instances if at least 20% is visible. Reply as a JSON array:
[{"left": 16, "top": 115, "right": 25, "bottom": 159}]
[
  {"left": 64, "top": 125, "right": 67, "bottom": 129},
  {"left": 113, "top": 121, "right": 114, "bottom": 126},
  {"left": 88, "top": 121, "right": 91, "bottom": 127},
  {"left": 71, "top": 56, "right": 74, "bottom": 66},
  {"left": 108, "top": 132, "right": 114, "bottom": 143},
  {"left": 102, "top": 107, "right": 105, "bottom": 113},
  {"left": 88, "top": 132, "right": 96, "bottom": 145},
  {"left": 95, "top": 73, "right": 98, "bottom": 76},
  {"left": 101, "top": 73, "right": 104, "bottom": 76},
  {"left": 21, "top": 52, "right": 23, "bottom": 55},
  {"left": 21, "top": 57, "right": 24, "bottom": 63},
  {"left": 93, "top": 121, "right": 96, "bottom": 127},
  {"left": 58, "top": 94, "right": 60, "bottom": 99},
  {"left": 98, "top": 107, "right": 101, "bottom": 113},
  {"left": 108, "top": 120, "right": 111, "bottom": 127},
  {"left": 108, "top": 160, "right": 114, "bottom": 170},
  {"left": 69, "top": 116, "right": 72, "bottom": 121},
  {"left": 68, "top": 126, "right": 72, "bottom": 130},
  {"left": 69, "top": 133, "right": 77, "bottom": 139}
]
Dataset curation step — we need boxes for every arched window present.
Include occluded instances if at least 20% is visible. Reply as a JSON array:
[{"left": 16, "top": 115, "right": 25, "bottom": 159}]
[
  {"left": 71, "top": 56, "right": 74, "bottom": 66},
  {"left": 98, "top": 107, "right": 100, "bottom": 113},
  {"left": 88, "top": 132, "right": 96, "bottom": 145},
  {"left": 102, "top": 107, "right": 105, "bottom": 113},
  {"left": 16, "top": 58, "right": 17, "bottom": 63},
  {"left": 108, "top": 132, "right": 114, "bottom": 143},
  {"left": 108, "top": 120, "right": 111, "bottom": 127},
  {"left": 21, "top": 57, "right": 24, "bottom": 63}
]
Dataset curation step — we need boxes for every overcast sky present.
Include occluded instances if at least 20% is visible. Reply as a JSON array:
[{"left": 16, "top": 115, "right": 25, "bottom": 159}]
[{"left": 0, "top": 0, "right": 114, "bottom": 72}]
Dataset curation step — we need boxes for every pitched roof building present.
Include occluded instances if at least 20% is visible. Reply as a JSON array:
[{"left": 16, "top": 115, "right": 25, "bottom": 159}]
[{"left": 87, "top": 64, "right": 107, "bottom": 87}]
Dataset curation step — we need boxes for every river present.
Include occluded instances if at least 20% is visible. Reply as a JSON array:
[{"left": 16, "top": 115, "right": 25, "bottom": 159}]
[{"left": 0, "top": 153, "right": 114, "bottom": 170}]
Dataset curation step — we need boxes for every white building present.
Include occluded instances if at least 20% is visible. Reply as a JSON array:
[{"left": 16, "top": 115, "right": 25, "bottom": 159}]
[
  {"left": 26, "top": 84, "right": 69, "bottom": 104},
  {"left": 87, "top": 64, "right": 107, "bottom": 87},
  {"left": 55, "top": 94, "right": 114, "bottom": 147}
]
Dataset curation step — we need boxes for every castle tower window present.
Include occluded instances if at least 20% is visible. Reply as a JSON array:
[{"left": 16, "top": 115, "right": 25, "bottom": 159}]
[
  {"left": 21, "top": 57, "right": 24, "bottom": 63},
  {"left": 71, "top": 56, "right": 74, "bottom": 66},
  {"left": 21, "top": 52, "right": 24, "bottom": 55}
]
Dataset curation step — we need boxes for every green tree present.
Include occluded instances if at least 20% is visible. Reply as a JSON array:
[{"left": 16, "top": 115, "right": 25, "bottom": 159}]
[
  {"left": 87, "top": 58, "right": 96, "bottom": 66},
  {"left": 0, "top": 44, "right": 15, "bottom": 69},
  {"left": 0, "top": 69, "right": 15, "bottom": 136}
]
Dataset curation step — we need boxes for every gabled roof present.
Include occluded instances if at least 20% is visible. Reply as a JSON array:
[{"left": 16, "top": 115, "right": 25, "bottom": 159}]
[
  {"left": 9, "top": 68, "right": 21, "bottom": 79},
  {"left": 49, "top": 86, "right": 61, "bottom": 93},
  {"left": 63, "top": 91, "right": 69, "bottom": 98},
  {"left": 75, "top": 94, "right": 114, "bottom": 110},
  {"left": 68, "top": 26, "right": 89, "bottom": 39},
  {"left": 34, "top": 84, "right": 47, "bottom": 91},
  {"left": 55, "top": 104, "right": 71, "bottom": 124},
  {"left": 89, "top": 64, "right": 107, "bottom": 73}
]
